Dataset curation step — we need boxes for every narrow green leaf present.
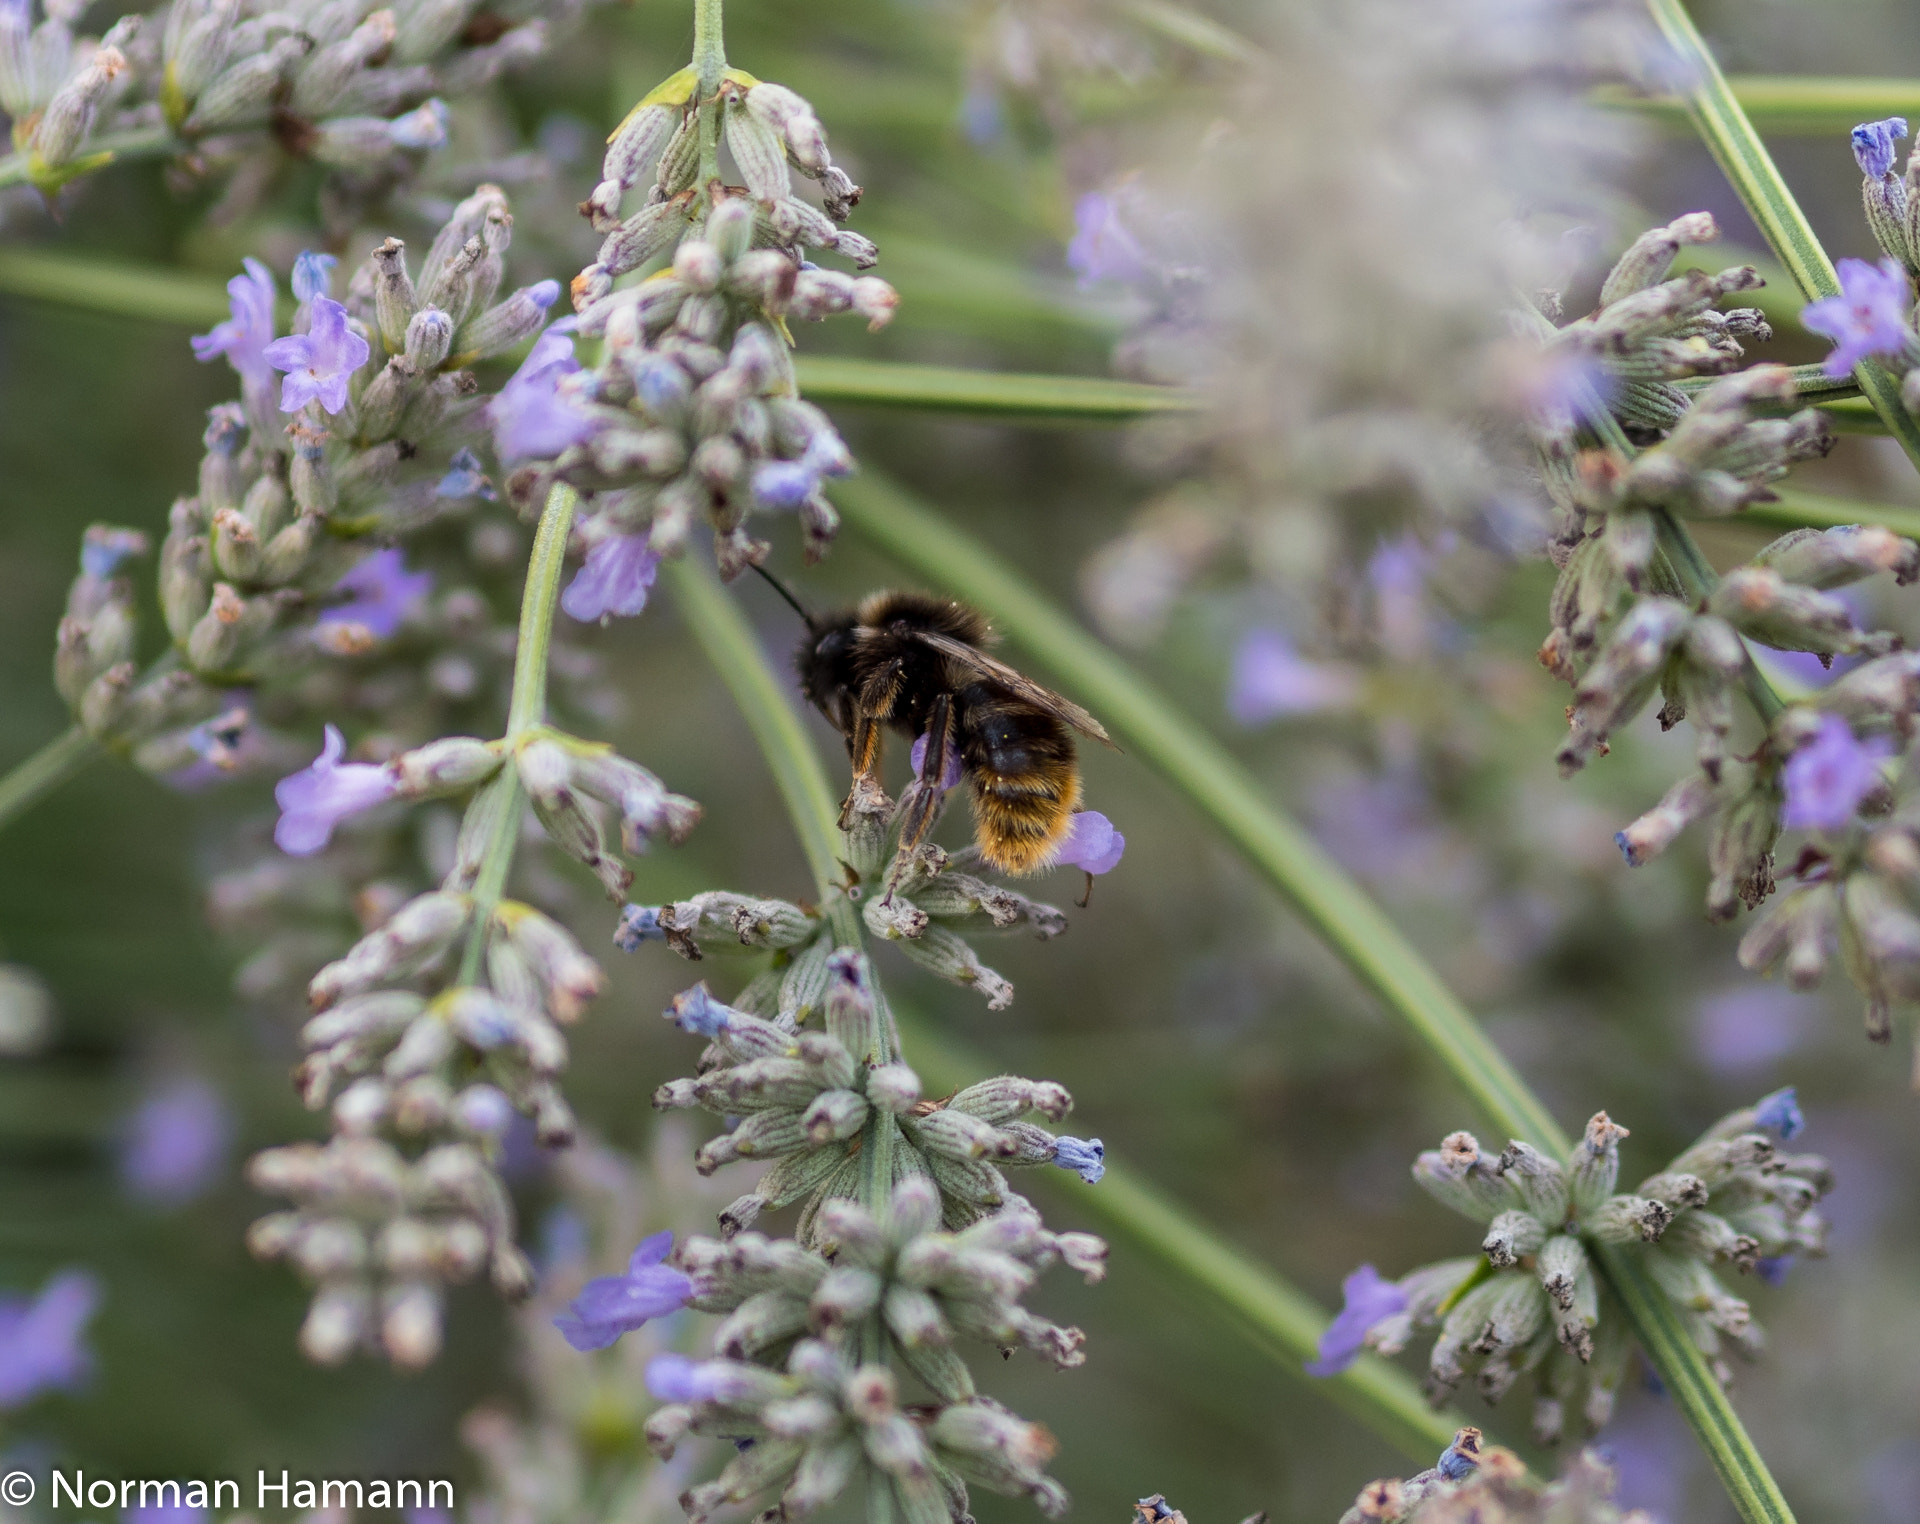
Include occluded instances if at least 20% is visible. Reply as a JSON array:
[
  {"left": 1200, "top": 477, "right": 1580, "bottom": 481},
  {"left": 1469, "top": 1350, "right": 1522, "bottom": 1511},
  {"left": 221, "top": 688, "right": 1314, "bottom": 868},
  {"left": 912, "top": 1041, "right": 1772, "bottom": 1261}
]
[
  {"left": 1596, "top": 75, "right": 1920, "bottom": 134},
  {"left": 666, "top": 549, "right": 1467, "bottom": 1468},
  {"left": 832, "top": 465, "right": 1800, "bottom": 1524},
  {"left": 1705, "top": 486, "right": 1920, "bottom": 541},
  {"left": 1643, "top": 0, "right": 1920, "bottom": 475},
  {"left": 793, "top": 354, "right": 1196, "bottom": 419},
  {"left": 0, "top": 246, "right": 255, "bottom": 328},
  {"left": 0, "top": 726, "right": 98, "bottom": 834}
]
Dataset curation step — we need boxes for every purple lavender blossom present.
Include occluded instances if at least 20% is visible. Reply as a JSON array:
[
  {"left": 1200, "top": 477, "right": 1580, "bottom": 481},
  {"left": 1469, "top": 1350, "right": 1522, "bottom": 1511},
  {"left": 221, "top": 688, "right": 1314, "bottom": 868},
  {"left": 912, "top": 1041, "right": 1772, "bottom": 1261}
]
[
  {"left": 1058, "top": 811, "right": 1125, "bottom": 874},
  {"left": 1052, "top": 1135, "right": 1105, "bottom": 1184},
  {"left": 909, "top": 730, "right": 964, "bottom": 791},
  {"left": 318, "top": 548, "right": 433, "bottom": 642},
  {"left": 560, "top": 534, "right": 660, "bottom": 623},
  {"left": 1693, "top": 983, "right": 1814, "bottom": 1072},
  {"left": 120, "top": 1075, "right": 232, "bottom": 1205},
  {"left": 751, "top": 433, "right": 853, "bottom": 512},
  {"left": 666, "top": 983, "right": 733, "bottom": 1039},
  {"left": 1754, "top": 1086, "right": 1805, "bottom": 1140},
  {"left": 1436, "top": 1436, "right": 1480, "bottom": 1482},
  {"left": 647, "top": 1352, "right": 730, "bottom": 1403},
  {"left": 263, "top": 295, "right": 371, "bottom": 415},
  {"left": 1305, "top": 1264, "right": 1407, "bottom": 1377},
  {"left": 551, "top": 1231, "right": 693, "bottom": 1351},
  {"left": 81, "top": 526, "right": 148, "bottom": 581},
  {"left": 1066, "top": 191, "right": 1150, "bottom": 289},
  {"left": 1227, "top": 628, "right": 1358, "bottom": 724},
  {"left": 190, "top": 258, "right": 276, "bottom": 394},
  {"left": 456, "top": 1084, "right": 515, "bottom": 1138},
  {"left": 1754, "top": 1256, "right": 1791, "bottom": 1287},
  {"left": 1802, "top": 258, "right": 1914, "bottom": 380},
  {"left": 273, "top": 725, "right": 398, "bottom": 856},
  {"left": 291, "top": 250, "right": 337, "bottom": 304},
  {"left": 1853, "top": 117, "right": 1909, "bottom": 179},
  {"left": 490, "top": 328, "right": 602, "bottom": 462},
  {"left": 615, "top": 904, "right": 667, "bottom": 950},
  {"left": 0, "top": 1269, "right": 100, "bottom": 1408},
  {"left": 436, "top": 447, "right": 497, "bottom": 500},
  {"left": 1781, "top": 714, "right": 1893, "bottom": 831}
]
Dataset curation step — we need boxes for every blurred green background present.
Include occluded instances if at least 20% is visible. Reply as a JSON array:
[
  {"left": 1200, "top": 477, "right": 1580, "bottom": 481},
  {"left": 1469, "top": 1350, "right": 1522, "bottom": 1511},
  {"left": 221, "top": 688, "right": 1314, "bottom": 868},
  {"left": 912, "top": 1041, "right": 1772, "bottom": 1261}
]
[{"left": 3, "top": 2, "right": 1920, "bottom": 1521}]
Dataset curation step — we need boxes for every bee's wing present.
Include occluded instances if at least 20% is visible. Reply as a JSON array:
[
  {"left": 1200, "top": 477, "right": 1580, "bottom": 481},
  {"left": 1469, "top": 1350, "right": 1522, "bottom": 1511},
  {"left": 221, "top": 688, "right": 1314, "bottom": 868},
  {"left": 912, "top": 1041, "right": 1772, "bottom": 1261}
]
[{"left": 909, "top": 630, "right": 1116, "bottom": 747}]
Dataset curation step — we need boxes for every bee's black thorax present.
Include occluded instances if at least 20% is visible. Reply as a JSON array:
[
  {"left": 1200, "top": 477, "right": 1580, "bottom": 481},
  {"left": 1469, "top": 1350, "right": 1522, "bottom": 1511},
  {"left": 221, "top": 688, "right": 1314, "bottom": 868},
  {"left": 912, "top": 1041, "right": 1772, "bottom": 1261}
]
[{"left": 794, "top": 592, "right": 994, "bottom": 740}]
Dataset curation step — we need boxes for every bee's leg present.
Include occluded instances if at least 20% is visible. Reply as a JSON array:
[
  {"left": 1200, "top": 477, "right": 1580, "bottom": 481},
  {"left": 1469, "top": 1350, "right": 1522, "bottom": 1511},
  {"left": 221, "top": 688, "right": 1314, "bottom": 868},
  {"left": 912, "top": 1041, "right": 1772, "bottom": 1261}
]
[
  {"left": 893, "top": 693, "right": 954, "bottom": 856},
  {"left": 839, "top": 713, "right": 888, "bottom": 829}
]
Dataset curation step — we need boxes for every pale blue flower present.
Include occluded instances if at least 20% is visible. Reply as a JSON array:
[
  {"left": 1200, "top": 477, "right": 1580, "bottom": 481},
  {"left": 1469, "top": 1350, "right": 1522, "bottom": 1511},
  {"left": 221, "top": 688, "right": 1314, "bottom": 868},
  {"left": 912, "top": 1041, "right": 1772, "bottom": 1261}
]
[
  {"left": 647, "top": 1352, "right": 730, "bottom": 1402},
  {"left": 1802, "top": 258, "right": 1914, "bottom": 380},
  {"left": 190, "top": 258, "right": 276, "bottom": 394},
  {"left": 552, "top": 1232, "right": 692, "bottom": 1351},
  {"left": 0, "top": 1269, "right": 100, "bottom": 1408},
  {"left": 263, "top": 295, "right": 371, "bottom": 414},
  {"left": 561, "top": 534, "right": 660, "bottom": 622},
  {"left": 318, "top": 548, "right": 433, "bottom": 641},
  {"left": 120, "top": 1075, "right": 232, "bottom": 1205},
  {"left": 291, "top": 250, "right": 337, "bottom": 303},
  {"left": 1053, "top": 1135, "right": 1105, "bottom": 1184},
  {"left": 1781, "top": 714, "right": 1892, "bottom": 830},
  {"left": 1853, "top": 117, "right": 1908, "bottom": 179},
  {"left": 615, "top": 904, "right": 668, "bottom": 950},
  {"left": 1067, "top": 191, "right": 1149, "bottom": 289},
  {"left": 1754, "top": 1086, "right": 1805, "bottom": 1141},
  {"left": 666, "top": 983, "right": 733, "bottom": 1039},
  {"left": 490, "top": 328, "right": 602, "bottom": 461},
  {"left": 273, "top": 725, "right": 397, "bottom": 856},
  {"left": 1059, "top": 811, "right": 1124, "bottom": 874},
  {"left": 1305, "top": 1264, "right": 1406, "bottom": 1377},
  {"left": 1227, "top": 628, "right": 1357, "bottom": 724}
]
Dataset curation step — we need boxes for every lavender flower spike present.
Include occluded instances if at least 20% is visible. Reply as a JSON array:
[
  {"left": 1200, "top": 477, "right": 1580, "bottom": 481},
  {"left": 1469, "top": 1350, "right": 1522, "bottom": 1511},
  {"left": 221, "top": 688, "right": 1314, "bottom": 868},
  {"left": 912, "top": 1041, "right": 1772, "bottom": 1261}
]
[
  {"left": 1801, "top": 258, "right": 1915, "bottom": 379},
  {"left": 190, "top": 258, "right": 276, "bottom": 394},
  {"left": 560, "top": 534, "right": 661, "bottom": 623},
  {"left": 1853, "top": 118, "right": 1909, "bottom": 180},
  {"left": 1304, "top": 1263, "right": 1407, "bottom": 1377},
  {"left": 120, "top": 1075, "right": 233, "bottom": 1206},
  {"left": 1059, "top": 811, "right": 1125, "bottom": 875},
  {"left": 273, "top": 725, "right": 398, "bottom": 856},
  {"left": 1781, "top": 713, "right": 1892, "bottom": 831},
  {"left": 263, "top": 295, "right": 371, "bottom": 415},
  {"left": 0, "top": 1268, "right": 100, "bottom": 1408},
  {"left": 552, "top": 1231, "right": 693, "bottom": 1351},
  {"left": 1053, "top": 1135, "right": 1105, "bottom": 1184}
]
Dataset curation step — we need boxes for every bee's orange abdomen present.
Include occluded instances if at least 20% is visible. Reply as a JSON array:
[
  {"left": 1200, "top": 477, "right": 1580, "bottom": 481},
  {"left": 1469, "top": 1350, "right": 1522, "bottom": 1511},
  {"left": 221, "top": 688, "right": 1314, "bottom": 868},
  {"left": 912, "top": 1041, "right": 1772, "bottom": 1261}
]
[{"left": 969, "top": 762, "right": 1081, "bottom": 875}]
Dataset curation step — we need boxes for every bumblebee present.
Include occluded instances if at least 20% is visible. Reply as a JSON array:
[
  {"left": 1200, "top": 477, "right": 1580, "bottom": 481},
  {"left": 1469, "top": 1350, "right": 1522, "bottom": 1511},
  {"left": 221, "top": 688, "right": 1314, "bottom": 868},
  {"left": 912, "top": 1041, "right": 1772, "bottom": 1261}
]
[{"left": 792, "top": 589, "right": 1114, "bottom": 875}]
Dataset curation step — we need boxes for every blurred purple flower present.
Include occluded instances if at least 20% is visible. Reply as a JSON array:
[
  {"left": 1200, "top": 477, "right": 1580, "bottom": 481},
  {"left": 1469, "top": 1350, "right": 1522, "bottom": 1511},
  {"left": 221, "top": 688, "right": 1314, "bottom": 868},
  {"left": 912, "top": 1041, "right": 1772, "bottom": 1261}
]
[
  {"left": 1059, "top": 811, "right": 1125, "bottom": 874},
  {"left": 1436, "top": 1436, "right": 1479, "bottom": 1482},
  {"left": 163, "top": 703, "right": 261, "bottom": 791},
  {"left": 490, "top": 329, "right": 601, "bottom": 462},
  {"left": 390, "top": 97, "right": 448, "bottom": 150},
  {"left": 552, "top": 1231, "right": 692, "bottom": 1351},
  {"left": 121, "top": 1075, "right": 232, "bottom": 1205},
  {"left": 1305, "top": 1264, "right": 1406, "bottom": 1377},
  {"left": 1067, "top": 192, "right": 1150, "bottom": 289},
  {"left": 959, "top": 83, "right": 1004, "bottom": 147},
  {"left": 1853, "top": 117, "right": 1908, "bottom": 179},
  {"left": 561, "top": 535, "right": 660, "bottom": 622},
  {"left": 437, "top": 447, "right": 496, "bottom": 500},
  {"left": 0, "top": 1269, "right": 100, "bottom": 1408},
  {"left": 190, "top": 258, "right": 276, "bottom": 395},
  {"left": 1754, "top": 1086, "right": 1805, "bottom": 1140},
  {"left": 648, "top": 1352, "right": 729, "bottom": 1403},
  {"left": 291, "top": 250, "right": 337, "bottom": 304},
  {"left": 318, "top": 549, "right": 433, "bottom": 642},
  {"left": 909, "top": 730, "right": 964, "bottom": 791},
  {"left": 1802, "top": 258, "right": 1914, "bottom": 380},
  {"left": 1754, "top": 1256, "right": 1791, "bottom": 1287},
  {"left": 263, "top": 295, "right": 370, "bottom": 415},
  {"left": 81, "top": 527, "right": 148, "bottom": 581},
  {"left": 273, "top": 725, "right": 397, "bottom": 856},
  {"left": 1598, "top": 1394, "right": 1696, "bottom": 1520},
  {"left": 1693, "top": 983, "right": 1815, "bottom": 1072},
  {"left": 1781, "top": 714, "right": 1892, "bottom": 830},
  {"left": 1052, "top": 1136, "right": 1105, "bottom": 1184},
  {"left": 1227, "top": 628, "right": 1358, "bottom": 725},
  {"left": 751, "top": 433, "right": 852, "bottom": 511}
]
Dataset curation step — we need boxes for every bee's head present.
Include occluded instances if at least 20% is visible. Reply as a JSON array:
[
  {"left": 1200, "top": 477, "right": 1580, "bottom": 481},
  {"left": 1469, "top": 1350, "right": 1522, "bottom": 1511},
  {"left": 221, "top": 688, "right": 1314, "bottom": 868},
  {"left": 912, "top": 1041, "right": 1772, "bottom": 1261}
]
[{"left": 794, "top": 617, "right": 857, "bottom": 714}]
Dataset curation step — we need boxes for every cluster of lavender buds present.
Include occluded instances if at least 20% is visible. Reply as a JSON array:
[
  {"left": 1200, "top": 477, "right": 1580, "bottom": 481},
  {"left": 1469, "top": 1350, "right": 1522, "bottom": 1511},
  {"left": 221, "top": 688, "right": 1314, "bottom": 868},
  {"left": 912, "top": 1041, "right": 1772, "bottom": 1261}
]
[
  {"left": 1527, "top": 191, "right": 1920, "bottom": 1058},
  {"left": 54, "top": 185, "right": 565, "bottom": 790},
  {"left": 1814, "top": 117, "right": 1920, "bottom": 406},
  {"left": 488, "top": 64, "right": 895, "bottom": 585},
  {"left": 0, "top": 0, "right": 594, "bottom": 216},
  {"left": 614, "top": 947, "right": 1105, "bottom": 1523},
  {"left": 244, "top": 712, "right": 699, "bottom": 1364},
  {"left": 1309, "top": 1093, "right": 1827, "bottom": 1445},
  {"left": 1338, "top": 1435, "right": 1651, "bottom": 1524}
]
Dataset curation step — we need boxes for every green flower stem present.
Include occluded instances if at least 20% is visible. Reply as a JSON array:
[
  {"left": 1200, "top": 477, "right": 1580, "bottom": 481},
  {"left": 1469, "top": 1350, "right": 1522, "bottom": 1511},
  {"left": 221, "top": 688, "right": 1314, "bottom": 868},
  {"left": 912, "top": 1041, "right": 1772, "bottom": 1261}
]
[
  {"left": 0, "top": 726, "right": 99, "bottom": 832},
  {"left": 692, "top": 0, "right": 726, "bottom": 194},
  {"left": 830, "top": 468, "right": 1799, "bottom": 1523},
  {"left": 457, "top": 483, "right": 578, "bottom": 986},
  {"left": 1643, "top": 0, "right": 1920, "bottom": 475},
  {"left": 1713, "top": 487, "right": 1920, "bottom": 541},
  {"left": 0, "top": 123, "right": 181, "bottom": 189},
  {"left": 1813, "top": 398, "right": 1891, "bottom": 435},
  {"left": 1596, "top": 76, "right": 1920, "bottom": 134},
  {"left": 665, "top": 546, "right": 1466, "bottom": 1467}
]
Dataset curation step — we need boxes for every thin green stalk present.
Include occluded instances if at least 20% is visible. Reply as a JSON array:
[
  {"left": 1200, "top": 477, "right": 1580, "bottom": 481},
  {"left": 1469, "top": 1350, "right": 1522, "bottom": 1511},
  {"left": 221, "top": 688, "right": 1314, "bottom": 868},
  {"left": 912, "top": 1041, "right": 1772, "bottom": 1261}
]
[
  {"left": 0, "top": 123, "right": 180, "bottom": 189},
  {"left": 1713, "top": 486, "right": 1920, "bottom": 541},
  {"left": 1644, "top": 0, "right": 1920, "bottom": 475},
  {"left": 832, "top": 467, "right": 1799, "bottom": 1523},
  {"left": 457, "top": 484, "right": 578, "bottom": 985},
  {"left": 665, "top": 544, "right": 1463, "bottom": 1466},
  {"left": 692, "top": 0, "right": 726, "bottom": 193},
  {"left": 0, "top": 726, "right": 99, "bottom": 831},
  {"left": 1595, "top": 76, "right": 1920, "bottom": 134}
]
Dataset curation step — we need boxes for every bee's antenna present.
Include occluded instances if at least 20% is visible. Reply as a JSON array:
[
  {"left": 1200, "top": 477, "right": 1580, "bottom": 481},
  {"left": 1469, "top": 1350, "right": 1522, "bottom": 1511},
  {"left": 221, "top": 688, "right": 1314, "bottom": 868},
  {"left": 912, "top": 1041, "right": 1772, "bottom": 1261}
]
[{"left": 751, "top": 563, "right": 816, "bottom": 631}]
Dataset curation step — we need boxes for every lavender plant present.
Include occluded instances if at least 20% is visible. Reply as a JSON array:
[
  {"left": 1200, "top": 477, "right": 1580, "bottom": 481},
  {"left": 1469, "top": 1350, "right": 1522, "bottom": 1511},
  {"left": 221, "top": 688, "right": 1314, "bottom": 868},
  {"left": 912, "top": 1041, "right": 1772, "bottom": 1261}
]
[{"left": 1337, "top": 1435, "right": 1655, "bottom": 1524}]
